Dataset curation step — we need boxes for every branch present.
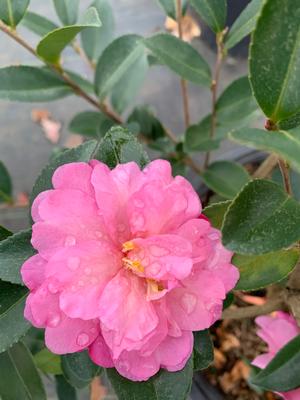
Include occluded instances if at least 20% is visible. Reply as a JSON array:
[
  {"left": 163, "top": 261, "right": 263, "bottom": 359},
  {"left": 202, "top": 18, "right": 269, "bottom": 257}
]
[
  {"left": 203, "top": 29, "right": 227, "bottom": 169},
  {"left": 222, "top": 297, "right": 285, "bottom": 320},
  {"left": 176, "top": 0, "right": 190, "bottom": 129},
  {"left": 252, "top": 153, "right": 278, "bottom": 178}
]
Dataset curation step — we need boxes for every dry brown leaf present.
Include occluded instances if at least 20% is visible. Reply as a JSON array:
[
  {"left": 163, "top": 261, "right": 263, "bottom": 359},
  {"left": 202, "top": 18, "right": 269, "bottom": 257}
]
[
  {"left": 214, "top": 347, "right": 226, "bottom": 369},
  {"left": 64, "top": 134, "right": 83, "bottom": 149},
  {"left": 31, "top": 109, "right": 50, "bottom": 122},
  {"left": 220, "top": 333, "right": 240, "bottom": 352},
  {"left": 219, "top": 360, "right": 250, "bottom": 394},
  {"left": 90, "top": 376, "right": 107, "bottom": 400},
  {"left": 238, "top": 294, "right": 266, "bottom": 306},
  {"left": 15, "top": 192, "right": 29, "bottom": 207},
  {"left": 31, "top": 108, "right": 61, "bottom": 144},
  {"left": 165, "top": 14, "right": 201, "bottom": 42}
]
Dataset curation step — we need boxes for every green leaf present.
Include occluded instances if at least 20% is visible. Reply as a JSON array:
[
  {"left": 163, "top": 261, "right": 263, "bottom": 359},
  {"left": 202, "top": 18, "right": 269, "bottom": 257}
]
[
  {"left": 0, "top": 160, "right": 12, "bottom": 203},
  {"left": 0, "top": 281, "right": 29, "bottom": 353},
  {"left": 251, "top": 334, "right": 300, "bottom": 392},
  {"left": 144, "top": 33, "right": 211, "bottom": 86},
  {"left": 233, "top": 249, "right": 300, "bottom": 291},
  {"left": 0, "top": 229, "right": 35, "bottom": 285},
  {"left": 31, "top": 140, "right": 98, "bottom": 203},
  {"left": 94, "top": 126, "right": 149, "bottom": 168},
  {"left": 202, "top": 200, "right": 231, "bottom": 229},
  {"left": 55, "top": 375, "right": 78, "bottom": 400},
  {"left": 0, "top": 66, "right": 72, "bottom": 102},
  {"left": 53, "top": 0, "right": 79, "bottom": 25},
  {"left": 189, "top": 0, "right": 226, "bottom": 33},
  {"left": 34, "top": 348, "right": 62, "bottom": 375},
  {"left": 107, "top": 356, "right": 193, "bottom": 400},
  {"left": 0, "top": 342, "right": 46, "bottom": 400},
  {"left": 222, "top": 179, "right": 300, "bottom": 254},
  {"left": 250, "top": 0, "right": 300, "bottom": 123},
  {"left": 184, "top": 122, "right": 220, "bottom": 152},
  {"left": 37, "top": 7, "right": 101, "bottom": 64},
  {"left": 21, "top": 11, "right": 58, "bottom": 36},
  {"left": 61, "top": 351, "right": 100, "bottom": 389},
  {"left": 193, "top": 330, "right": 214, "bottom": 371},
  {"left": 95, "top": 34, "right": 144, "bottom": 99},
  {"left": 69, "top": 111, "right": 114, "bottom": 138},
  {"left": 230, "top": 127, "right": 300, "bottom": 174},
  {"left": 216, "top": 76, "right": 257, "bottom": 123},
  {"left": 0, "top": 226, "right": 12, "bottom": 241},
  {"left": 81, "top": 0, "right": 115, "bottom": 63},
  {"left": 0, "top": 0, "right": 29, "bottom": 27},
  {"left": 225, "top": 0, "right": 263, "bottom": 50},
  {"left": 66, "top": 70, "right": 94, "bottom": 95},
  {"left": 127, "top": 106, "right": 166, "bottom": 140},
  {"left": 156, "top": 0, "right": 188, "bottom": 20},
  {"left": 111, "top": 51, "right": 148, "bottom": 114},
  {"left": 202, "top": 161, "right": 250, "bottom": 199}
]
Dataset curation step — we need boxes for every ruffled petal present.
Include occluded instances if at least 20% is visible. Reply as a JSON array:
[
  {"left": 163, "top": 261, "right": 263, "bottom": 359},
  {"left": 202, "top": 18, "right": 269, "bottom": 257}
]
[
  {"left": 52, "top": 162, "right": 94, "bottom": 196},
  {"left": 21, "top": 254, "right": 46, "bottom": 290},
  {"left": 89, "top": 333, "right": 114, "bottom": 368}
]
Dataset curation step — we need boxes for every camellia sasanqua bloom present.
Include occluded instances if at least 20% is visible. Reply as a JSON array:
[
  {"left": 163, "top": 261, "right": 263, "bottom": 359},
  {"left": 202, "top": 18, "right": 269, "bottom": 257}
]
[
  {"left": 252, "top": 312, "right": 300, "bottom": 400},
  {"left": 22, "top": 159, "right": 239, "bottom": 381}
]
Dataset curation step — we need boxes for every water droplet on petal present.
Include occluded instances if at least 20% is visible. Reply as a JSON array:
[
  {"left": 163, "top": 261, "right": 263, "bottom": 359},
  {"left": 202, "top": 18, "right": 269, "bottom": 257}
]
[
  {"left": 67, "top": 257, "right": 80, "bottom": 271},
  {"left": 84, "top": 267, "right": 92, "bottom": 275},
  {"left": 132, "top": 213, "right": 145, "bottom": 230},
  {"left": 134, "top": 199, "right": 144, "bottom": 208},
  {"left": 148, "top": 262, "right": 161, "bottom": 275},
  {"left": 180, "top": 292, "right": 197, "bottom": 314},
  {"left": 149, "top": 245, "right": 170, "bottom": 257},
  {"left": 65, "top": 236, "right": 76, "bottom": 246},
  {"left": 47, "top": 282, "right": 58, "bottom": 294},
  {"left": 76, "top": 332, "right": 90, "bottom": 347},
  {"left": 47, "top": 312, "right": 61, "bottom": 328}
]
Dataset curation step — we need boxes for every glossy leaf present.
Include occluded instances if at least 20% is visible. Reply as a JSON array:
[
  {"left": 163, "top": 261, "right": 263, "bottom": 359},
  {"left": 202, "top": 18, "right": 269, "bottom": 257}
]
[
  {"left": 31, "top": 140, "right": 98, "bottom": 203},
  {"left": 225, "top": 0, "right": 263, "bottom": 50},
  {"left": 144, "top": 33, "right": 211, "bottom": 86},
  {"left": 202, "top": 161, "right": 250, "bottom": 199},
  {"left": 34, "top": 348, "right": 62, "bottom": 375},
  {"left": 234, "top": 249, "right": 300, "bottom": 291},
  {"left": 278, "top": 111, "right": 300, "bottom": 130},
  {"left": 127, "top": 106, "right": 166, "bottom": 140},
  {"left": 55, "top": 375, "right": 78, "bottom": 400},
  {"left": 0, "top": 66, "right": 72, "bottom": 102},
  {"left": 0, "top": 160, "right": 12, "bottom": 203},
  {"left": 37, "top": 7, "right": 101, "bottom": 64},
  {"left": 95, "top": 126, "right": 149, "bottom": 168},
  {"left": 69, "top": 111, "right": 114, "bottom": 138},
  {"left": 184, "top": 122, "right": 220, "bottom": 152},
  {"left": 156, "top": 0, "right": 187, "bottom": 20},
  {"left": 202, "top": 200, "right": 231, "bottom": 229},
  {"left": 61, "top": 351, "right": 100, "bottom": 389},
  {"left": 0, "top": 342, "right": 46, "bottom": 400},
  {"left": 250, "top": 0, "right": 300, "bottom": 123},
  {"left": 95, "top": 34, "right": 144, "bottom": 99},
  {"left": 189, "top": 0, "right": 226, "bottom": 33},
  {"left": 0, "top": 226, "right": 12, "bottom": 241},
  {"left": 0, "top": 281, "right": 29, "bottom": 353},
  {"left": 0, "top": 0, "right": 29, "bottom": 27},
  {"left": 81, "top": 0, "right": 115, "bottom": 63},
  {"left": 251, "top": 334, "right": 300, "bottom": 392},
  {"left": 222, "top": 180, "right": 300, "bottom": 254},
  {"left": 21, "top": 11, "right": 58, "bottom": 36},
  {"left": 230, "top": 127, "right": 300, "bottom": 174},
  {"left": 0, "top": 229, "right": 34, "bottom": 285},
  {"left": 53, "top": 0, "right": 79, "bottom": 25},
  {"left": 107, "top": 356, "right": 193, "bottom": 400},
  {"left": 193, "top": 330, "right": 214, "bottom": 371},
  {"left": 216, "top": 76, "right": 257, "bottom": 123},
  {"left": 111, "top": 51, "right": 148, "bottom": 113}
]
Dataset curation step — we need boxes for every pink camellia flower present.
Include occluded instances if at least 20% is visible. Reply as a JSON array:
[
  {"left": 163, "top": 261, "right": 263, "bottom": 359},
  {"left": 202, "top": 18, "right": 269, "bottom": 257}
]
[
  {"left": 253, "top": 312, "right": 300, "bottom": 400},
  {"left": 22, "top": 159, "right": 239, "bottom": 381}
]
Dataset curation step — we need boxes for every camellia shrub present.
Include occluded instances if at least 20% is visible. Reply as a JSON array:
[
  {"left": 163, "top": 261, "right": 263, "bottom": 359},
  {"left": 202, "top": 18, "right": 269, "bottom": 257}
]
[{"left": 0, "top": 0, "right": 300, "bottom": 399}]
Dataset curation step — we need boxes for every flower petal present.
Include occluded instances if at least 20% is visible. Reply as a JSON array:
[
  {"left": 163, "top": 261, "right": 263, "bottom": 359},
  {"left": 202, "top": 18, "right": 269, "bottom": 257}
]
[
  {"left": 89, "top": 333, "right": 114, "bottom": 368},
  {"left": 52, "top": 162, "right": 94, "bottom": 196},
  {"left": 21, "top": 254, "right": 46, "bottom": 290}
]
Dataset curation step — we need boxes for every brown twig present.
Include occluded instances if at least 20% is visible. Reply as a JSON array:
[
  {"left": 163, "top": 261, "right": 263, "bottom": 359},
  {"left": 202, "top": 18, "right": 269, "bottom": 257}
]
[
  {"left": 176, "top": 0, "right": 190, "bottom": 129},
  {"left": 222, "top": 298, "right": 285, "bottom": 320},
  {"left": 72, "top": 40, "right": 96, "bottom": 70},
  {"left": 203, "top": 29, "right": 227, "bottom": 169},
  {"left": 252, "top": 153, "right": 278, "bottom": 179}
]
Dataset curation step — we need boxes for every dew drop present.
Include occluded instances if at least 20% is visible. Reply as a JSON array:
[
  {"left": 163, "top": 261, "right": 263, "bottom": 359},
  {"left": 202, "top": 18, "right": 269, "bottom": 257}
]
[
  {"left": 132, "top": 213, "right": 145, "bottom": 230},
  {"left": 67, "top": 256, "right": 80, "bottom": 271},
  {"left": 47, "top": 282, "right": 58, "bottom": 294},
  {"left": 76, "top": 332, "right": 90, "bottom": 347},
  {"left": 149, "top": 245, "right": 170, "bottom": 257},
  {"left": 180, "top": 292, "right": 197, "bottom": 314},
  {"left": 65, "top": 236, "right": 76, "bottom": 246},
  {"left": 47, "top": 312, "right": 61, "bottom": 328},
  {"left": 84, "top": 267, "right": 92, "bottom": 275},
  {"left": 148, "top": 262, "right": 161, "bottom": 275}
]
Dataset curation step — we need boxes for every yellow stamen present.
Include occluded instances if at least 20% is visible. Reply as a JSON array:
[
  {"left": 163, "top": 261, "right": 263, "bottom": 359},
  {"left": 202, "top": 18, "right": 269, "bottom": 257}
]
[
  {"left": 122, "top": 257, "right": 144, "bottom": 273},
  {"left": 122, "top": 241, "right": 135, "bottom": 253},
  {"left": 147, "top": 279, "right": 164, "bottom": 294}
]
